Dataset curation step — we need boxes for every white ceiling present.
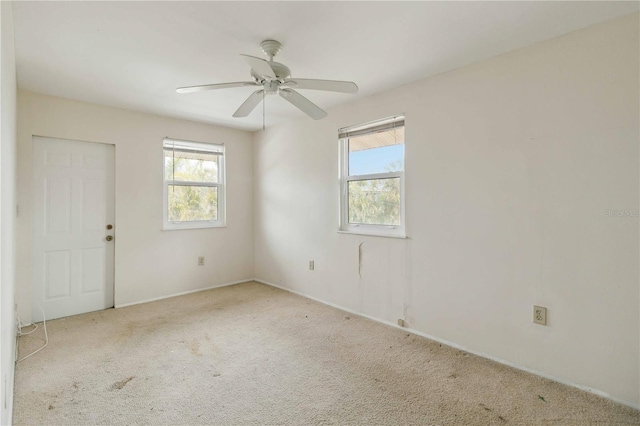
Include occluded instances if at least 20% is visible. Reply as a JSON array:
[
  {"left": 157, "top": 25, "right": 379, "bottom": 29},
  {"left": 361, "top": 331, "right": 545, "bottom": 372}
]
[{"left": 12, "top": 1, "right": 639, "bottom": 131}]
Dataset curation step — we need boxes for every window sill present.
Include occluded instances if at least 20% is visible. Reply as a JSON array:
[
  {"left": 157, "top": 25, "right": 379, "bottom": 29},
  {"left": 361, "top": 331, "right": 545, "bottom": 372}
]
[
  {"left": 162, "top": 222, "right": 226, "bottom": 231},
  {"left": 337, "top": 230, "right": 407, "bottom": 239}
]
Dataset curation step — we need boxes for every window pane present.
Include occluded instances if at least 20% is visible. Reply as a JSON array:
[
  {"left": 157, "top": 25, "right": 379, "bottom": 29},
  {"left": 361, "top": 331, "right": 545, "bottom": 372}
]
[
  {"left": 348, "top": 178, "right": 400, "bottom": 225},
  {"left": 164, "top": 150, "right": 219, "bottom": 183},
  {"left": 167, "top": 185, "right": 218, "bottom": 222},
  {"left": 348, "top": 127, "right": 404, "bottom": 176}
]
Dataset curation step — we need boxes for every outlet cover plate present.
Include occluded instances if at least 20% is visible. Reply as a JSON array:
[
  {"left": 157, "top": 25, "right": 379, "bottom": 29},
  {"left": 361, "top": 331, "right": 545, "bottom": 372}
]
[{"left": 533, "top": 305, "right": 547, "bottom": 325}]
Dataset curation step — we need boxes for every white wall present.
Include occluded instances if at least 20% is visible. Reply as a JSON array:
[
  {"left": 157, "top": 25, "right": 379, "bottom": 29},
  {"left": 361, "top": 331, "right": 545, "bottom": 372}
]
[
  {"left": 16, "top": 91, "right": 254, "bottom": 322},
  {"left": 253, "top": 14, "right": 639, "bottom": 408},
  {"left": 0, "top": 2, "right": 18, "bottom": 424}
]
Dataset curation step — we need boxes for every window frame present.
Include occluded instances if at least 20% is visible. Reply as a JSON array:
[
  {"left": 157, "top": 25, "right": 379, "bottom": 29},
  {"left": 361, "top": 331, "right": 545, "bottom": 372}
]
[
  {"left": 338, "top": 116, "right": 406, "bottom": 238},
  {"left": 162, "top": 138, "right": 226, "bottom": 231}
]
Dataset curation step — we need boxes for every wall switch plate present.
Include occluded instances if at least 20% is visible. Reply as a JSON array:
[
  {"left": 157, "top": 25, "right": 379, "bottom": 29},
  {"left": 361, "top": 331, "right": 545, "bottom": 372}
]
[
  {"left": 533, "top": 305, "right": 547, "bottom": 325},
  {"left": 309, "top": 260, "right": 314, "bottom": 270},
  {"left": 198, "top": 256, "right": 205, "bottom": 266}
]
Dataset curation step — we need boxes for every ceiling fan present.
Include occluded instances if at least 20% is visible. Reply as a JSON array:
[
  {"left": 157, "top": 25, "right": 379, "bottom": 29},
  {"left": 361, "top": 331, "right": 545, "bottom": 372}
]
[{"left": 176, "top": 40, "right": 358, "bottom": 120}]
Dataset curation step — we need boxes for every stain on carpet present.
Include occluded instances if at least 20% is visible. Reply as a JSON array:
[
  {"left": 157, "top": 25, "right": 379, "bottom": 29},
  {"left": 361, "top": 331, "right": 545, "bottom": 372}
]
[
  {"left": 110, "top": 377, "right": 134, "bottom": 390},
  {"left": 190, "top": 339, "right": 202, "bottom": 356}
]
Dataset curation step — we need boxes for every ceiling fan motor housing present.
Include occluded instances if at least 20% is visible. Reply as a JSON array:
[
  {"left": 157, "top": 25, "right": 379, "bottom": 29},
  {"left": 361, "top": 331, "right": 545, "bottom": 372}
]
[{"left": 251, "top": 62, "right": 291, "bottom": 83}]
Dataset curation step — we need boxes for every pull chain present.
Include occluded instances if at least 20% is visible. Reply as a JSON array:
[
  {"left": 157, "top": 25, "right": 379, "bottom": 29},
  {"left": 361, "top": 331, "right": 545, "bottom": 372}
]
[{"left": 262, "top": 90, "right": 266, "bottom": 131}]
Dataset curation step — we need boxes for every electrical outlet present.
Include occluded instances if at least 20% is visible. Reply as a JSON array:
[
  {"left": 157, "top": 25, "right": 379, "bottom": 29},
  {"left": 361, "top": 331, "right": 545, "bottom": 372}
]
[
  {"left": 533, "top": 305, "right": 547, "bottom": 325},
  {"left": 198, "top": 256, "right": 205, "bottom": 266},
  {"left": 309, "top": 260, "right": 314, "bottom": 270}
]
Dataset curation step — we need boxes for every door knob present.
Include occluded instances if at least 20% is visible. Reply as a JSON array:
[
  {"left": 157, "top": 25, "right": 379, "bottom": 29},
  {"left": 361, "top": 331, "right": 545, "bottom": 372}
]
[
  {"left": 106, "top": 224, "right": 113, "bottom": 230},
  {"left": 106, "top": 235, "right": 113, "bottom": 241}
]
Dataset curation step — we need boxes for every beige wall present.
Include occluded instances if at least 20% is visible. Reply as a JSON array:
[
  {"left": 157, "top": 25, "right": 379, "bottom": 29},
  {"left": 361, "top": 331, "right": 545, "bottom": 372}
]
[
  {"left": 16, "top": 92, "right": 254, "bottom": 321},
  {"left": 1, "top": 2, "right": 18, "bottom": 424},
  {"left": 253, "top": 14, "right": 639, "bottom": 407}
]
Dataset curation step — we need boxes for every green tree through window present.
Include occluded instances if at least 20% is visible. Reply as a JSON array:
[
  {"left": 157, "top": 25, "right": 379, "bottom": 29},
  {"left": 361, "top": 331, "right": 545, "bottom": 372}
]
[
  {"left": 339, "top": 116, "right": 405, "bottom": 237},
  {"left": 163, "top": 139, "right": 225, "bottom": 229}
]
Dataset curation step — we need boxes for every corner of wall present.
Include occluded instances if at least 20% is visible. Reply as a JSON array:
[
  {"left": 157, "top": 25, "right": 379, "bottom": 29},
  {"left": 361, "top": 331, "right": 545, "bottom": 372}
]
[
  {"left": 1, "top": 1, "right": 18, "bottom": 424},
  {"left": 250, "top": 129, "right": 263, "bottom": 281}
]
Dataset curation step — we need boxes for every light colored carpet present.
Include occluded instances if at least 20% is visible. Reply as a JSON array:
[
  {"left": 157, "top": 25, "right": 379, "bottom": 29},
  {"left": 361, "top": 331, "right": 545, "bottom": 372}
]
[{"left": 13, "top": 281, "right": 640, "bottom": 425}]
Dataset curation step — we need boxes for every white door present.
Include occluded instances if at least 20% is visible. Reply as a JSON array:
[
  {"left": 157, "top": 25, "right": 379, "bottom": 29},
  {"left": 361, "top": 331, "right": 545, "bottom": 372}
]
[{"left": 32, "top": 136, "right": 115, "bottom": 322}]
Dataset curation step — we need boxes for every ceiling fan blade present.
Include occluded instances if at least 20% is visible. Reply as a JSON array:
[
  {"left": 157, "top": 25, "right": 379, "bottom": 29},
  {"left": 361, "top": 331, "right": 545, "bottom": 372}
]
[
  {"left": 240, "top": 54, "right": 276, "bottom": 79},
  {"left": 233, "top": 90, "right": 265, "bottom": 118},
  {"left": 282, "top": 78, "right": 358, "bottom": 94},
  {"left": 279, "top": 89, "right": 327, "bottom": 120},
  {"left": 176, "top": 81, "right": 257, "bottom": 94}
]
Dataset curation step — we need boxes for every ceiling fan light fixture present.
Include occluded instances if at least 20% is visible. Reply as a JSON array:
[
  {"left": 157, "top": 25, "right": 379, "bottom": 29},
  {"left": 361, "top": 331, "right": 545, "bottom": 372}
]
[{"left": 265, "top": 81, "right": 279, "bottom": 95}]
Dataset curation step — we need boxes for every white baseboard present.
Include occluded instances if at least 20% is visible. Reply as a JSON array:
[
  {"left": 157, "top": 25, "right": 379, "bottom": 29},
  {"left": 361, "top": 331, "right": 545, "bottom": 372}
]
[
  {"left": 254, "top": 278, "right": 640, "bottom": 412},
  {"left": 114, "top": 278, "right": 254, "bottom": 309}
]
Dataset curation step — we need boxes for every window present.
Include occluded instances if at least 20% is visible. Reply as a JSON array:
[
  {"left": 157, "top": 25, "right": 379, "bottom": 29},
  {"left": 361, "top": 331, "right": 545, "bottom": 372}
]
[
  {"left": 163, "top": 138, "right": 225, "bottom": 230},
  {"left": 339, "top": 116, "right": 405, "bottom": 237}
]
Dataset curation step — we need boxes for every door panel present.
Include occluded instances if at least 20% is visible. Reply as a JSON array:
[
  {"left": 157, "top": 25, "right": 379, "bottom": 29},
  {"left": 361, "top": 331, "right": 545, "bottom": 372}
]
[
  {"left": 45, "top": 177, "right": 72, "bottom": 233},
  {"left": 82, "top": 179, "right": 105, "bottom": 231},
  {"left": 32, "top": 136, "right": 115, "bottom": 322},
  {"left": 44, "top": 250, "right": 71, "bottom": 299},
  {"left": 80, "top": 248, "right": 105, "bottom": 294}
]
